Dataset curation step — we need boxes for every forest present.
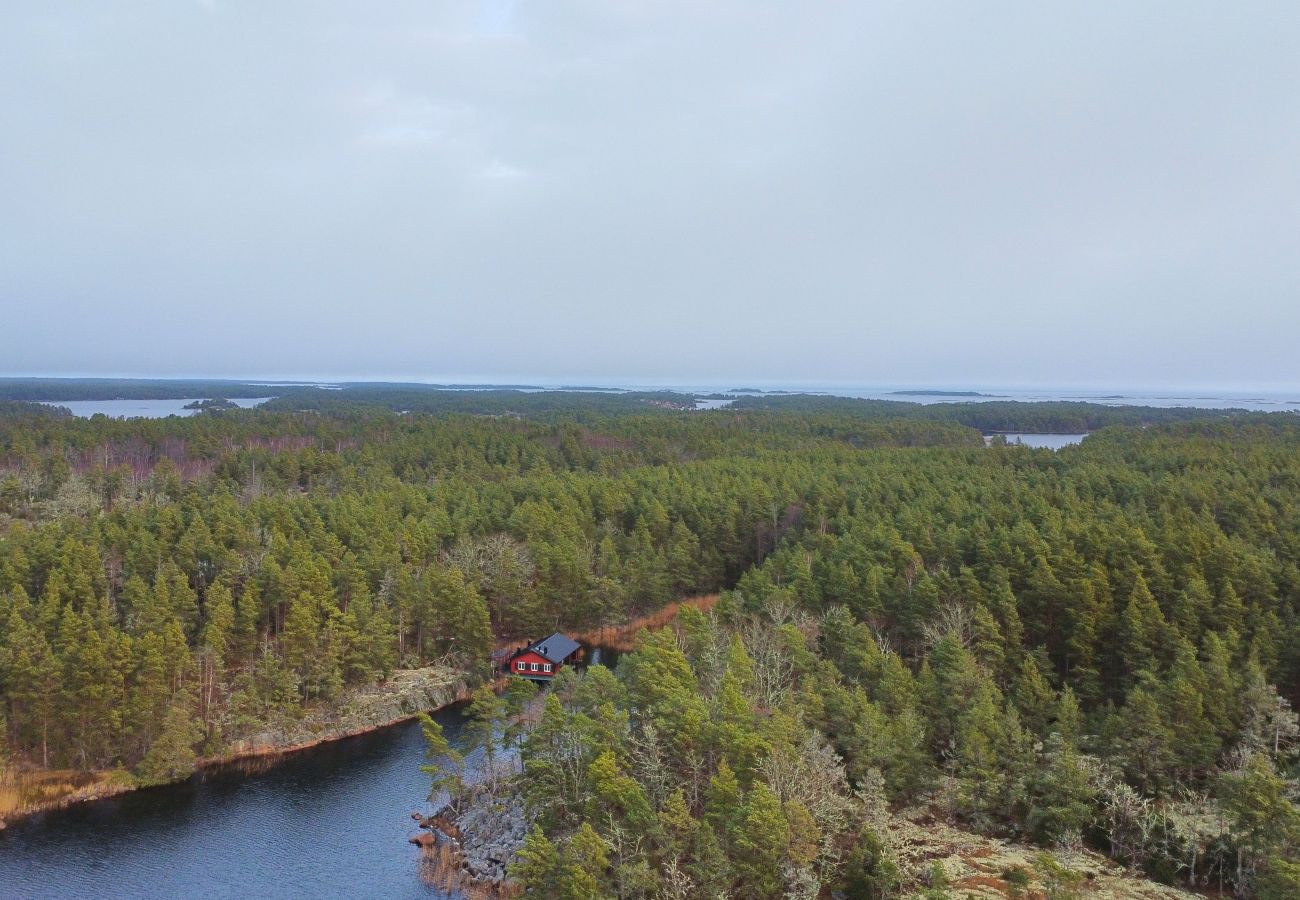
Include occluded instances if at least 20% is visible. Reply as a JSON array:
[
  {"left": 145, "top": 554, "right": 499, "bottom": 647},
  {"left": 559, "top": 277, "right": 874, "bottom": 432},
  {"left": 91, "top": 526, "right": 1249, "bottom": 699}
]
[{"left": 2, "top": 395, "right": 1300, "bottom": 897}]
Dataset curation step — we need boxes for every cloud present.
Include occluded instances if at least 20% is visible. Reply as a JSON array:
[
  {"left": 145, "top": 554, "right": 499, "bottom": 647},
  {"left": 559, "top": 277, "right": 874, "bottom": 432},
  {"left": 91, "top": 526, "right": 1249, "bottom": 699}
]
[
  {"left": 480, "top": 160, "right": 526, "bottom": 179},
  {"left": 1, "top": 1, "right": 1298, "bottom": 388}
]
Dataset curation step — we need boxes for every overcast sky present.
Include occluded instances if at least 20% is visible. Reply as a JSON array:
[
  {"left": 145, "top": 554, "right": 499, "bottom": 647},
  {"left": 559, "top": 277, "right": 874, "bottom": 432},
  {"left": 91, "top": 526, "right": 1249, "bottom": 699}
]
[{"left": 2, "top": 2, "right": 1298, "bottom": 389}]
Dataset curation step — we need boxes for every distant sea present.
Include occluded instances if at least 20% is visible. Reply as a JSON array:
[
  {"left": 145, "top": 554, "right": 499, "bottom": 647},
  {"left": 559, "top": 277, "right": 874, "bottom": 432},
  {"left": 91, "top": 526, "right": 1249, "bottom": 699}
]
[
  {"left": 36, "top": 384, "right": 1300, "bottom": 419},
  {"left": 428, "top": 382, "right": 1300, "bottom": 412},
  {"left": 649, "top": 385, "right": 1300, "bottom": 412}
]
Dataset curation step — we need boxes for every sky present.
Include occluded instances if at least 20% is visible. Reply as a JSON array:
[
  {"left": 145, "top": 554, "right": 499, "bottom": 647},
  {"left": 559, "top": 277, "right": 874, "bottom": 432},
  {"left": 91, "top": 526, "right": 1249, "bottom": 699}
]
[{"left": 2, "top": 1, "right": 1299, "bottom": 390}]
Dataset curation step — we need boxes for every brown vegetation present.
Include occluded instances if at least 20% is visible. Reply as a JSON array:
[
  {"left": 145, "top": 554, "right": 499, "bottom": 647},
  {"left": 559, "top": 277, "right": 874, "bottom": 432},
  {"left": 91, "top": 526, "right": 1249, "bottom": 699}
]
[
  {"left": 570, "top": 593, "right": 719, "bottom": 652},
  {"left": 0, "top": 768, "right": 134, "bottom": 821},
  {"left": 414, "top": 815, "right": 522, "bottom": 899}
]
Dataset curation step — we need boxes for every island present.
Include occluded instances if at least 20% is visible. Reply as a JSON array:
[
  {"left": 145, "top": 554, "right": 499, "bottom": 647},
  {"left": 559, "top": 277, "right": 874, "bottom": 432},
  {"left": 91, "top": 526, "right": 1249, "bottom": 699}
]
[{"left": 183, "top": 398, "right": 239, "bottom": 411}]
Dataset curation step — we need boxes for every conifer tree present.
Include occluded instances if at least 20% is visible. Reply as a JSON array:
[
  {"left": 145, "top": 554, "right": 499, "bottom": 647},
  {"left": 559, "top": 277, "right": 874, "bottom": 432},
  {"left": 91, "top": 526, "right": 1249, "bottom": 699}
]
[
  {"left": 705, "top": 759, "right": 744, "bottom": 853},
  {"left": 135, "top": 698, "right": 202, "bottom": 786},
  {"left": 1117, "top": 574, "right": 1166, "bottom": 685},
  {"left": 512, "top": 825, "right": 561, "bottom": 894},
  {"left": 734, "top": 781, "right": 790, "bottom": 899},
  {"left": 417, "top": 712, "right": 464, "bottom": 802},
  {"left": 559, "top": 822, "right": 610, "bottom": 900}
]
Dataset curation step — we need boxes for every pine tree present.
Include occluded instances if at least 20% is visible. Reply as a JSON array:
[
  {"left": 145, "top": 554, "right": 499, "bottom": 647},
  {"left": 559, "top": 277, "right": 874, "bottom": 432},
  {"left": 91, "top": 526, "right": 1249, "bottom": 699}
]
[
  {"left": 501, "top": 676, "right": 540, "bottom": 753},
  {"left": 126, "top": 631, "right": 172, "bottom": 762},
  {"left": 1117, "top": 574, "right": 1166, "bottom": 685},
  {"left": 589, "top": 749, "right": 656, "bottom": 835},
  {"left": 1161, "top": 638, "right": 1218, "bottom": 780},
  {"left": 839, "top": 824, "right": 900, "bottom": 899},
  {"left": 281, "top": 591, "right": 319, "bottom": 699},
  {"left": 1025, "top": 734, "right": 1095, "bottom": 845},
  {"left": 734, "top": 781, "right": 790, "bottom": 899},
  {"left": 1108, "top": 676, "right": 1176, "bottom": 796},
  {"left": 58, "top": 604, "right": 121, "bottom": 769},
  {"left": 465, "top": 683, "right": 506, "bottom": 785},
  {"left": 1, "top": 606, "right": 61, "bottom": 767},
  {"left": 231, "top": 580, "right": 260, "bottom": 664},
  {"left": 1220, "top": 754, "right": 1300, "bottom": 894},
  {"left": 417, "top": 712, "right": 464, "bottom": 802},
  {"left": 657, "top": 787, "right": 698, "bottom": 863},
  {"left": 1050, "top": 685, "right": 1082, "bottom": 748},
  {"left": 559, "top": 822, "right": 609, "bottom": 900},
  {"left": 135, "top": 698, "right": 202, "bottom": 786},
  {"left": 512, "top": 825, "right": 560, "bottom": 894},
  {"left": 705, "top": 759, "right": 744, "bottom": 852},
  {"left": 1012, "top": 654, "right": 1055, "bottom": 738},
  {"left": 953, "top": 676, "right": 1007, "bottom": 827}
]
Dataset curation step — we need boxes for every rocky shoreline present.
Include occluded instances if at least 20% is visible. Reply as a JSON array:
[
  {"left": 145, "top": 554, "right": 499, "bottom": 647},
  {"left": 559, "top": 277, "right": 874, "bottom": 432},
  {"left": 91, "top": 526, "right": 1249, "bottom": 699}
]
[
  {"left": 209, "top": 666, "right": 468, "bottom": 764},
  {"left": 411, "top": 783, "right": 531, "bottom": 892},
  {"left": 1, "top": 665, "right": 468, "bottom": 827}
]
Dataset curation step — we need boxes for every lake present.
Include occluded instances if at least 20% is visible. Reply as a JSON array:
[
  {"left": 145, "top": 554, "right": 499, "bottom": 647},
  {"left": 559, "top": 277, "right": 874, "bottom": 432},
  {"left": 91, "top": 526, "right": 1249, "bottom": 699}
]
[
  {"left": 0, "top": 642, "right": 623, "bottom": 899},
  {"left": 987, "top": 433, "right": 1088, "bottom": 449},
  {"left": 0, "top": 704, "right": 475, "bottom": 899},
  {"left": 42, "top": 398, "right": 272, "bottom": 418}
]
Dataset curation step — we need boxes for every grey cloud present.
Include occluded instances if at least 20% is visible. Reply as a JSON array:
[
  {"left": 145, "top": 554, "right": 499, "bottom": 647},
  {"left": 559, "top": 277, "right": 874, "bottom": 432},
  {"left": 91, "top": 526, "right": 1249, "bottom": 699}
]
[{"left": 2, "top": 1, "right": 1298, "bottom": 389}]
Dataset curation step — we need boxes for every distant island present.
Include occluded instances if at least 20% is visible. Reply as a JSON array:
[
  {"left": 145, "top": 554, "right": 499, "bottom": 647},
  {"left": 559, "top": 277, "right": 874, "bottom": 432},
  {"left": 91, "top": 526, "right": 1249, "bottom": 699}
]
[
  {"left": 183, "top": 398, "right": 238, "bottom": 411},
  {"left": 889, "top": 389, "right": 1000, "bottom": 397}
]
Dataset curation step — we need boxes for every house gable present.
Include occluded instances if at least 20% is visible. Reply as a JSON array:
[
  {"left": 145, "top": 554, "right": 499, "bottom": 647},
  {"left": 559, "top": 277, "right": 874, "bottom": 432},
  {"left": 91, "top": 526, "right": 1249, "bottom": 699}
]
[{"left": 509, "top": 650, "right": 557, "bottom": 677}]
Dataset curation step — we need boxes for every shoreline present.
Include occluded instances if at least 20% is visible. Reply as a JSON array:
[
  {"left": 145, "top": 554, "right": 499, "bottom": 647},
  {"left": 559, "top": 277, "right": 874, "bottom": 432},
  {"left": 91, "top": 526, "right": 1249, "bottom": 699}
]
[
  {"left": 407, "top": 594, "right": 721, "bottom": 894},
  {"left": 2, "top": 594, "right": 720, "bottom": 829},
  {"left": 0, "top": 666, "right": 470, "bottom": 828}
]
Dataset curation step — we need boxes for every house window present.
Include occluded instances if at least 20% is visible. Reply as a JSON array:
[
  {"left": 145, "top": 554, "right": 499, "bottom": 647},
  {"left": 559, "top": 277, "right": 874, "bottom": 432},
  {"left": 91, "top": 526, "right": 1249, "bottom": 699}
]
[
  {"left": 530, "top": 662, "right": 539, "bottom": 672},
  {"left": 543, "top": 664, "right": 552, "bottom": 673}
]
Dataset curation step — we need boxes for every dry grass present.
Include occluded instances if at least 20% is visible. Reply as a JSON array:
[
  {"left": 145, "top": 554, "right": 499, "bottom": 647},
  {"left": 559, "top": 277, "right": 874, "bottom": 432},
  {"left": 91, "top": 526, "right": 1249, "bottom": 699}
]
[
  {"left": 0, "top": 768, "right": 132, "bottom": 820},
  {"left": 415, "top": 829, "right": 522, "bottom": 898},
  {"left": 954, "top": 874, "right": 1016, "bottom": 898},
  {"left": 571, "top": 593, "right": 720, "bottom": 652}
]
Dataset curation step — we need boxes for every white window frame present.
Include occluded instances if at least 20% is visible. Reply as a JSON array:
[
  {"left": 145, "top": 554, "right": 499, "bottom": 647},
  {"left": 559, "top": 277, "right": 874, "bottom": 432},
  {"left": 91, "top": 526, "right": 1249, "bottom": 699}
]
[{"left": 543, "top": 663, "right": 552, "bottom": 673}]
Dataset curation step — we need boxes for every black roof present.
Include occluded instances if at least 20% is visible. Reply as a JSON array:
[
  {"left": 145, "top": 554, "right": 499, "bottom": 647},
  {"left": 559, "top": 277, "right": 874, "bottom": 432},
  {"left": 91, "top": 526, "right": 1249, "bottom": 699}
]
[{"left": 525, "top": 632, "right": 581, "bottom": 664}]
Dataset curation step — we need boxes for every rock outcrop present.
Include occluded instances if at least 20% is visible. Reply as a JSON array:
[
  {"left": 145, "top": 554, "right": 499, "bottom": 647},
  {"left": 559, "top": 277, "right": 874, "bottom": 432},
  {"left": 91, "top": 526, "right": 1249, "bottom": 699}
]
[
  {"left": 418, "top": 783, "right": 531, "bottom": 890},
  {"left": 216, "top": 666, "right": 467, "bottom": 761}
]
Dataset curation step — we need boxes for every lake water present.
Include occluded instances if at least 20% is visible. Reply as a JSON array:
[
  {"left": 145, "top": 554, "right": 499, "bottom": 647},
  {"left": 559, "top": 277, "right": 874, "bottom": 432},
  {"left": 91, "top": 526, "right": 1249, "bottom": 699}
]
[
  {"left": 0, "top": 704, "right": 476, "bottom": 899},
  {"left": 0, "top": 644, "right": 622, "bottom": 899},
  {"left": 988, "top": 433, "right": 1088, "bottom": 450},
  {"left": 693, "top": 398, "right": 734, "bottom": 410},
  {"left": 43, "top": 398, "right": 271, "bottom": 419}
]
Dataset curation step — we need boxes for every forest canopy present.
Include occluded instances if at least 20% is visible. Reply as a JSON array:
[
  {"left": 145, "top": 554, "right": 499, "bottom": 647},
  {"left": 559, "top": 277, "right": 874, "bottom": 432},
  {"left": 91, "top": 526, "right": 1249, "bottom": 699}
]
[{"left": 2, "top": 395, "right": 1300, "bottom": 895}]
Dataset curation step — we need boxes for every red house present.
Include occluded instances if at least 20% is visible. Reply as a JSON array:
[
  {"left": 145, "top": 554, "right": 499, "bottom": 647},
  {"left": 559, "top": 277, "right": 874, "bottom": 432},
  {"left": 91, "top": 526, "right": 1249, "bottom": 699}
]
[{"left": 508, "top": 632, "right": 582, "bottom": 681}]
